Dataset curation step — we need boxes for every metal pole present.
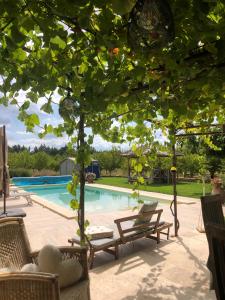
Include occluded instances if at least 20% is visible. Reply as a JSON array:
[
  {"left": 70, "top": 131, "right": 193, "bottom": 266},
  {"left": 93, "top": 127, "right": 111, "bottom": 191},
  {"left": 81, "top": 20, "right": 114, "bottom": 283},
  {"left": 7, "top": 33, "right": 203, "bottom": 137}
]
[
  {"left": 128, "top": 158, "right": 130, "bottom": 180},
  {"left": 3, "top": 126, "right": 6, "bottom": 214},
  {"left": 172, "top": 142, "right": 178, "bottom": 236},
  {"left": 78, "top": 113, "right": 85, "bottom": 244}
]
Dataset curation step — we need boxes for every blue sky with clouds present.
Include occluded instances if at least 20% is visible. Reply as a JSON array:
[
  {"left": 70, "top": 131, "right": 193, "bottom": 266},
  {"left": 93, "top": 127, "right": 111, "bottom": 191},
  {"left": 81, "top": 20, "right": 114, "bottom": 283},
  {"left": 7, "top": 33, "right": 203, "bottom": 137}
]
[
  {"left": 0, "top": 88, "right": 166, "bottom": 150},
  {"left": 0, "top": 101, "right": 131, "bottom": 150}
]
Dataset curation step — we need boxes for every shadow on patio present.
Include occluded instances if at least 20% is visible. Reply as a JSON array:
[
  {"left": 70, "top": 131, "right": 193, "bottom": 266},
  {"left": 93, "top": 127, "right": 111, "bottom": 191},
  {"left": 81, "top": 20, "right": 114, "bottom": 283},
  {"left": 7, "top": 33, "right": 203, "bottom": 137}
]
[
  {"left": 119, "top": 237, "right": 215, "bottom": 300},
  {"left": 92, "top": 238, "right": 173, "bottom": 274}
]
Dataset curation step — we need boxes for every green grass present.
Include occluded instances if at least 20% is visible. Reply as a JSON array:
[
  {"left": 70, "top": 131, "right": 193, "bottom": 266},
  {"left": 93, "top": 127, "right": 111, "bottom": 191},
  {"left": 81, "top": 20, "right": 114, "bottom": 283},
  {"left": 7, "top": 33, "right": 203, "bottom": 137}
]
[{"left": 97, "top": 177, "right": 211, "bottom": 199}]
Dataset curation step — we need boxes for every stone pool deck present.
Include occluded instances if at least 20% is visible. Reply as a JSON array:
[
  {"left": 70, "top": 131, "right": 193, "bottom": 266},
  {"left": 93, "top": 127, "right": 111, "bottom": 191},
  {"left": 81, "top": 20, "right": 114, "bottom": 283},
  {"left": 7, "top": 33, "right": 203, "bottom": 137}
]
[{"left": 1, "top": 189, "right": 216, "bottom": 300}]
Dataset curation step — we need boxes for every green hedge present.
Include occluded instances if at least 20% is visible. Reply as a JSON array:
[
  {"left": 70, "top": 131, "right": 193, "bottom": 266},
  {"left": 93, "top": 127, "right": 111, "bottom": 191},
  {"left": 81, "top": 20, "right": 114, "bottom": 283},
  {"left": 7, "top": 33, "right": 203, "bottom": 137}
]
[{"left": 10, "top": 168, "right": 33, "bottom": 177}]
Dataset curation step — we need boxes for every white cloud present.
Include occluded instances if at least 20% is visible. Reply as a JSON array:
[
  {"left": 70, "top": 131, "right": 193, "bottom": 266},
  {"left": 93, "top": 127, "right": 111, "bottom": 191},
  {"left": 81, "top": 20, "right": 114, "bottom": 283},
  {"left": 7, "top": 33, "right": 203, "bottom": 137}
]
[
  {"left": 0, "top": 103, "right": 130, "bottom": 150},
  {"left": 93, "top": 135, "right": 129, "bottom": 151},
  {"left": 0, "top": 93, "right": 166, "bottom": 150}
]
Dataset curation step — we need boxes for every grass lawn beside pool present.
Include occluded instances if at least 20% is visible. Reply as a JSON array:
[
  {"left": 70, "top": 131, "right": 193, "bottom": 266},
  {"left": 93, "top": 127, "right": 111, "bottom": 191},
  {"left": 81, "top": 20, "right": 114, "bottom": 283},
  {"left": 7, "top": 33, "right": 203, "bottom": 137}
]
[{"left": 97, "top": 177, "right": 211, "bottom": 199}]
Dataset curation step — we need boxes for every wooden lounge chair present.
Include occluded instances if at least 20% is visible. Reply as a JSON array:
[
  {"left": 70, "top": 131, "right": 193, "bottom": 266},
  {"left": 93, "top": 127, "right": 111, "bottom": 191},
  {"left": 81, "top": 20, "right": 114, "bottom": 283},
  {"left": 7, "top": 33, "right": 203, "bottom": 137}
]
[
  {"left": 0, "top": 217, "right": 90, "bottom": 300},
  {"left": 206, "top": 223, "right": 225, "bottom": 300},
  {"left": 114, "top": 209, "right": 172, "bottom": 245},
  {"left": 69, "top": 209, "right": 172, "bottom": 269}
]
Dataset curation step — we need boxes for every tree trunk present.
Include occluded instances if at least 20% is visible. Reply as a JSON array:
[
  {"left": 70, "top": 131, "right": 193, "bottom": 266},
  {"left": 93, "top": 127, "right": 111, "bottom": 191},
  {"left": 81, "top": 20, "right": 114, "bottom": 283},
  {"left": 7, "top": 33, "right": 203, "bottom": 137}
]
[{"left": 78, "top": 113, "right": 85, "bottom": 244}]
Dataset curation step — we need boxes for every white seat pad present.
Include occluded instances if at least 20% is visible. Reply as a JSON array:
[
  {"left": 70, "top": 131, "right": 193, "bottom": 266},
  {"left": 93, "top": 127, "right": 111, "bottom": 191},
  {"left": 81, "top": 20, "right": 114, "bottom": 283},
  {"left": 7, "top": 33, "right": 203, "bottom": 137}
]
[{"left": 85, "top": 226, "right": 113, "bottom": 240}]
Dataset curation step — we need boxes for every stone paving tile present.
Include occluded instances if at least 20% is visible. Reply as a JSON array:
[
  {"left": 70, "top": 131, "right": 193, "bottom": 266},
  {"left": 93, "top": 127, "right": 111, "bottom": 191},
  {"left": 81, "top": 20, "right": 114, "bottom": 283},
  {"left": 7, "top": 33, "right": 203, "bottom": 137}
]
[{"left": 0, "top": 193, "right": 216, "bottom": 300}]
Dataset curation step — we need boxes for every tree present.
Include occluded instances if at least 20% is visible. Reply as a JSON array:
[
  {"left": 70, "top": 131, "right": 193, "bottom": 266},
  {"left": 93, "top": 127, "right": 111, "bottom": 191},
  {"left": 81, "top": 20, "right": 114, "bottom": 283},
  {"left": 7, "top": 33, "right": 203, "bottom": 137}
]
[
  {"left": 204, "top": 135, "right": 225, "bottom": 178},
  {"left": 32, "top": 151, "right": 50, "bottom": 171},
  {"left": 2, "top": 1, "right": 225, "bottom": 240},
  {"left": 178, "top": 154, "right": 204, "bottom": 177},
  {"left": 8, "top": 150, "right": 33, "bottom": 169},
  {"left": 95, "top": 148, "right": 122, "bottom": 176}
]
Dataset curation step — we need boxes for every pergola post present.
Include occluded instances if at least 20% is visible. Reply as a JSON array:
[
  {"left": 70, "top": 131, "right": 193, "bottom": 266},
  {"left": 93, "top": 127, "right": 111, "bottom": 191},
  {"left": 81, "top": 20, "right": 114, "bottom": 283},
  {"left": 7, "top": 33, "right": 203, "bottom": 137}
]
[
  {"left": 78, "top": 113, "right": 85, "bottom": 244},
  {"left": 128, "top": 157, "right": 131, "bottom": 180},
  {"left": 2, "top": 126, "right": 6, "bottom": 215},
  {"left": 171, "top": 141, "right": 179, "bottom": 236}
]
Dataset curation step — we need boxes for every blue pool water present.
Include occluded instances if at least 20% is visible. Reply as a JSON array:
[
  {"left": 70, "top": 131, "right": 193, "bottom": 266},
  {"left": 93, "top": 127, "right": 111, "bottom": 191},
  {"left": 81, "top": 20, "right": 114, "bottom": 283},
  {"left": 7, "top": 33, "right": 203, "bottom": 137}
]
[
  {"left": 12, "top": 176, "right": 72, "bottom": 186},
  {"left": 22, "top": 184, "right": 161, "bottom": 213}
]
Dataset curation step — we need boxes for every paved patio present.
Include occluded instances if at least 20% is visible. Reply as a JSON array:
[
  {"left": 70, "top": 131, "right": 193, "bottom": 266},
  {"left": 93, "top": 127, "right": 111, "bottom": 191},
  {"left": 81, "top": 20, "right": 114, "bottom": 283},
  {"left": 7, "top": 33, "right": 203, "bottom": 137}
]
[{"left": 1, "top": 191, "right": 216, "bottom": 300}]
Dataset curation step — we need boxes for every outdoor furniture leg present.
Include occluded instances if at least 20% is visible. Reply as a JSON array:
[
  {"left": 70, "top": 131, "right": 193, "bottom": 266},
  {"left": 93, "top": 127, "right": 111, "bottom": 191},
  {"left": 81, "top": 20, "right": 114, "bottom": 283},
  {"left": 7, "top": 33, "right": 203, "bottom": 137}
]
[
  {"left": 156, "top": 222, "right": 173, "bottom": 242},
  {"left": 146, "top": 235, "right": 159, "bottom": 243},
  {"left": 157, "top": 232, "right": 160, "bottom": 243},
  {"left": 102, "top": 244, "right": 119, "bottom": 260},
  {"left": 89, "top": 249, "right": 95, "bottom": 269},
  {"left": 167, "top": 227, "right": 170, "bottom": 240},
  {"left": 115, "top": 243, "right": 119, "bottom": 260},
  {"left": 26, "top": 196, "right": 33, "bottom": 206}
]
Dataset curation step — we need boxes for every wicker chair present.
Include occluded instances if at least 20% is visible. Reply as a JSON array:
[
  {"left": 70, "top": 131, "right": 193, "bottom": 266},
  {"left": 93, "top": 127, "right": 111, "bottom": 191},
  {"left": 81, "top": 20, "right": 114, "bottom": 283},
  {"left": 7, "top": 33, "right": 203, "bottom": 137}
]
[
  {"left": 200, "top": 194, "right": 225, "bottom": 289},
  {"left": 0, "top": 217, "right": 90, "bottom": 300},
  {"left": 206, "top": 223, "right": 225, "bottom": 300}
]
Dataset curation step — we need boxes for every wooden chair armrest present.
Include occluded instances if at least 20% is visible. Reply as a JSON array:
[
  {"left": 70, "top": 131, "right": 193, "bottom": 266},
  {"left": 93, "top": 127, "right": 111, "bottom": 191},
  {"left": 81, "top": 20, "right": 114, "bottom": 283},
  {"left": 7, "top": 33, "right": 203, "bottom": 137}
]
[
  {"left": 30, "top": 246, "right": 87, "bottom": 257},
  {"left": 58, "top": 246, "right": 88, "bottom": 254},
  {"left": 0, "top": 271, "right": 57, "bottom": 279}
]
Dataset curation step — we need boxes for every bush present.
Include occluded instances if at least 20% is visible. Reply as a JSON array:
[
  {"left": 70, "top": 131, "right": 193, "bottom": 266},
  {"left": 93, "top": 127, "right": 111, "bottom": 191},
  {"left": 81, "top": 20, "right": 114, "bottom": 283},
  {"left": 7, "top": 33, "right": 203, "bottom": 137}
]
[{"left": 10, "top": 168, "right": 32, "bottom": 177}]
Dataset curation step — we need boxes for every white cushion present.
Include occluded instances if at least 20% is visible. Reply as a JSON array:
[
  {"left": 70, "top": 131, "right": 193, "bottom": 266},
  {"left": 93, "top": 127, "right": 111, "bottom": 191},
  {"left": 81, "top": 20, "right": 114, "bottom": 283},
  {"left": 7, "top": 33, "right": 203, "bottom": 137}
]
[
  {"left": 58, "top": 259, "right": 83, "bottom": 288},
  {"left": 21, "top": 263, "right": 39, "bottom": 273},
  {"left": 135, "top": 201, "right": 158, "bottom": 225},
  {"left": 85, "top": 226, "right": 113, "bottom": 240},
  {"left": 38, "top": 244, "right": 62, "bottom": 273},
  {"left": 37, "top": 244, "right": 83, "bottom": 289}
]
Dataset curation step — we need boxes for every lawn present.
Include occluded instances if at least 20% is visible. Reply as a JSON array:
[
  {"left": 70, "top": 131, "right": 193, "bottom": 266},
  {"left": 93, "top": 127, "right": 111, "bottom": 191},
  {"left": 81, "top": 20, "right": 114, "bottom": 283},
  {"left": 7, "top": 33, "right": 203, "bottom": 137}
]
[{"left": 97, "top": 177, "right": 211, "bottom": 199}]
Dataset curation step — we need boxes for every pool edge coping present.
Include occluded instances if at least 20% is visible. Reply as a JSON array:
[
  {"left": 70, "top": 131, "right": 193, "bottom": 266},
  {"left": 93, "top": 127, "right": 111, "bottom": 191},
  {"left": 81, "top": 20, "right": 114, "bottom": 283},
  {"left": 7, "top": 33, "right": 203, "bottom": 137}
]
[
  {"left": 30, "top": 195, "right": 76, "bottom": 219},
  {"left": 86, "top": 183, "right": 197, "bottom": 205}
]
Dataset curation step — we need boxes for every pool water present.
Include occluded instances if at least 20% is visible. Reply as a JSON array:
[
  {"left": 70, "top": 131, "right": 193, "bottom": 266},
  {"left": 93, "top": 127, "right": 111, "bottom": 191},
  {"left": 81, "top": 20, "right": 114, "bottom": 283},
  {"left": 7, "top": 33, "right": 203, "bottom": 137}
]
[
  {"left": 12, "top": 176, "right": 72, "bottom": 186},
  {"left": 23, "top": 184, "right": 161, "bottom": 213}
]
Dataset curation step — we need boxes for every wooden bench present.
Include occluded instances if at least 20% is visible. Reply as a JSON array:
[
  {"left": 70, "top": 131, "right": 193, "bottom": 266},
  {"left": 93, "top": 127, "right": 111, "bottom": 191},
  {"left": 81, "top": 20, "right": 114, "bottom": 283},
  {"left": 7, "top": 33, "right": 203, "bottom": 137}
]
[{"left": 69, "top": 210, "right": 172, "bottom": 268}]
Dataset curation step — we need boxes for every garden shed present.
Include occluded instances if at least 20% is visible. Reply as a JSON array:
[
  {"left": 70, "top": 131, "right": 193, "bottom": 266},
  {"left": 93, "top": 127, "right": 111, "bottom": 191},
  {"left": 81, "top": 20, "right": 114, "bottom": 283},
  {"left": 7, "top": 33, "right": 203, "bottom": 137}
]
[
  {"left": 60, "top": 158, "right": 100, "bottom": 178},
  {"left": 60, "top": 157, "right": 77, "bottom": 175}
]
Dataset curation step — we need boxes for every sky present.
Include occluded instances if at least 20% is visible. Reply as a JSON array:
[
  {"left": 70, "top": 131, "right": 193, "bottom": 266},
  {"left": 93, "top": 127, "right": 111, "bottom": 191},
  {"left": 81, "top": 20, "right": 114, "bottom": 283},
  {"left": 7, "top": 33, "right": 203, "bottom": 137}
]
[
  {"left": 0, "top": 101, "right": 130, "bottom": 151},
  {"left": 0, "top": 90, "right": 166, "bottom": 150}
]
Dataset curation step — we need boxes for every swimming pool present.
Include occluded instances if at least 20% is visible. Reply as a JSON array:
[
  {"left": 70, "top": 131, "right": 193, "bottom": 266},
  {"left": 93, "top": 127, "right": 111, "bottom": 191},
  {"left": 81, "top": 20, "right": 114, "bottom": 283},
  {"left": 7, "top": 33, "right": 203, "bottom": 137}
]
[
  {"left": 23, "top": 184, "right": 161, "bottom": 213},
  {"left": 12, "top": 176, "right": 72, "bottom": 186}
]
